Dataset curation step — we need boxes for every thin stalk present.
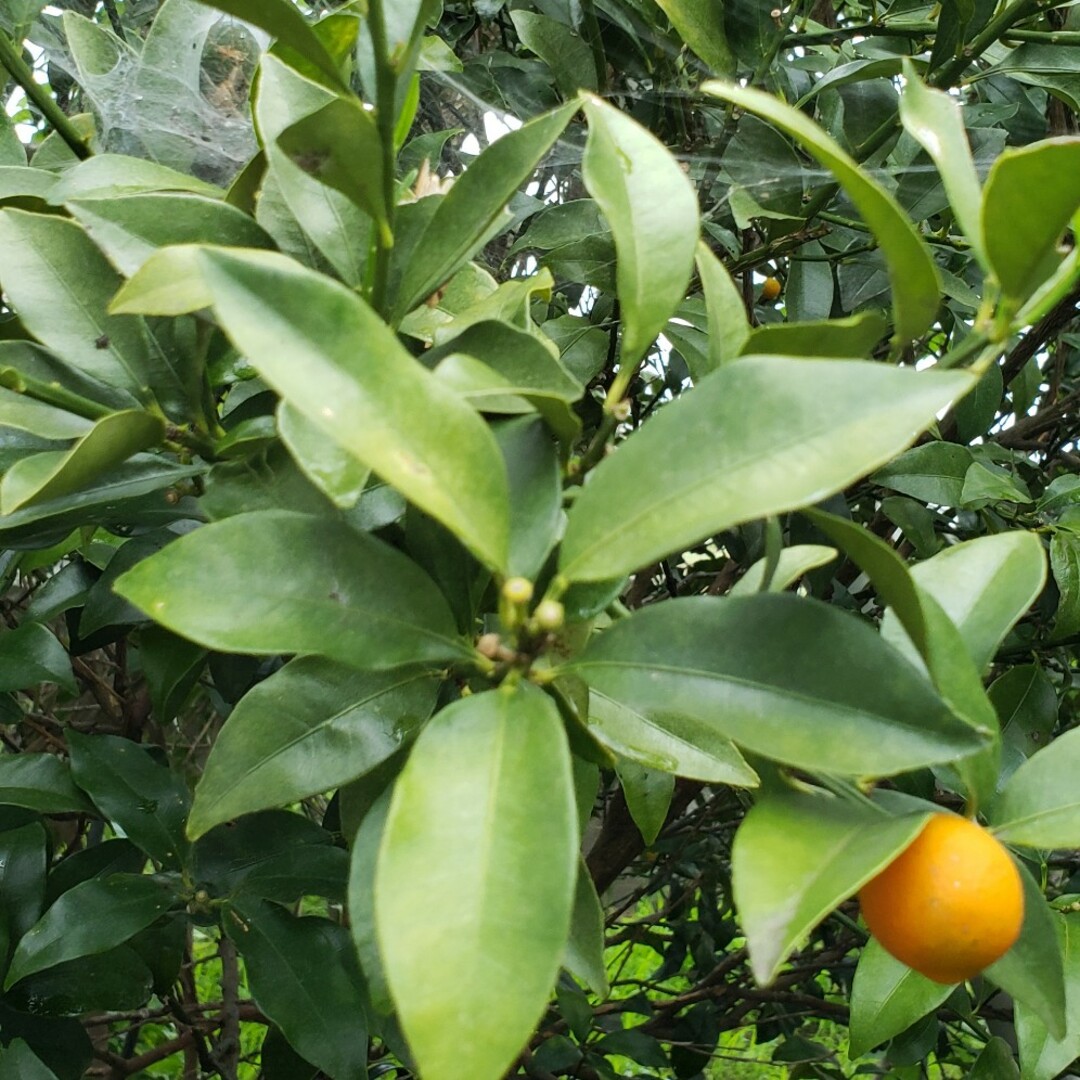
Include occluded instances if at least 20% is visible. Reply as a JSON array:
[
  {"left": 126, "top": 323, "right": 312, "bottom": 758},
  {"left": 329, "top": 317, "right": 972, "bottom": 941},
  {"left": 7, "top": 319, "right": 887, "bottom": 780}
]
[
  {"left": 366, "top": 0, "right": 400, "bottom": 320},
  {"left": 0, "top": 30, "right": 91, "bottom": 158},
  {"left": 930, "top": 0, "right": 1041, "bottom": 87}
]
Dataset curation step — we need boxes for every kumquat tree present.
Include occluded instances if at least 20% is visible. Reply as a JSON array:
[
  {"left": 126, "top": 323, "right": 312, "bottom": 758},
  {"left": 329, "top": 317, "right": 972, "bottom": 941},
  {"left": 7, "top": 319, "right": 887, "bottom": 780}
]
[{"left": 1, "top": 0, "right": 1080, "bottom": 1076}]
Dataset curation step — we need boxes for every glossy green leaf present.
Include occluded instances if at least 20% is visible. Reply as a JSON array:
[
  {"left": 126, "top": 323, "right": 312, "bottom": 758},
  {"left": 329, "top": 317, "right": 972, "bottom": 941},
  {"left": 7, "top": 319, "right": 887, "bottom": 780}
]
[
  {"left": 0, "top": 210, "right": 189, "bottom": 415},
  {"left": 0, "top": 755, "right": 94, "bottom": 815},
  {"left": 0, "top": 457, "right": 202, "bottom": 549},
  {"left": 276, "top": 95, "right": 389, "bottom": 236},
  {"left": 348, "top": 786, "right": 393, "bottom": 1015},
  {"left": 376, "top": 684, "right": 578, "bottom": 1080},
  {"left": 873, "top": 442, "right": 974, "bottom": 507},
  {"left": 739, "top": 311, "right": 889, "bottom": 359},
  {"left": 108, "top": 245, "right": 214, "bottom": 316},
  {"left": 226, "top": 899, "right": 367, "bottom": 1079},
  {"left": 394, "top": 102, "right": 577, "bottom": 319},
  {"left": 732, "top": 790, "right": 930, "bottom": 984},
  {"left": 848, "top": 938, "right": 955, "bottom": 1057},
  {"left": 701, "top": 82, "right": 942, "bottom": 343},
  {"left": 982, "top": 139, "right": 1080, "bottom": 303},
  {"left": 67, "top": 732, "right": 190, "bottom": 868},
  {"left": 4, "top": 874, "right": 177, "bottom": 989},
  {"left": 0, "top": 411, "right": 164, "bottom": 514},
  {"left": 0, "top": 823, "right": 47, "bottom": 944},
  {"left": 0, "top": 623, "right": 76, "bottom": 694},
  {"left": 655, "top": 0, "right": 734, "bottom": 74},
  {"left": 985, "top": 863, "right": 1066, "bottom": 1039},
  {"left": 195, "top": 247, "right": 510, "bottom": 572},
  {"left": 510, "top": 12, "right": 598, "bottom": 96},
  {"left": 899, "top": 62, "right": 987, "bottom": 268},
  {"left": 1051, "top": 531, "right": 1080, "bottom": 639},
  {"left": 560, "top": 357, "right": 971, "bottom": 582},
  {"left": 582, "top": 95, "right": 698, "bottom": 369},
  {"left": 255, "top": 55, "right": 371, "bottom": 286},
  {"left": 7, "top": 944, "right": 154, "bottom": 1016},
  {"left": 277, "top": 401, "right": 370, "bottom": 508},
  {"left": 587, "top": 689, "right": 757, "bottom": 785},
  {"left": 568, "top": 595, "right": 990, "bottom": 776},
  {"left": 67, "top": 193, "right": 273, "bottom": 277},
  {"left": 495, "top": 416, "right": 562, "bottom": 581},
  {"left": 189, "top": 660, "right": 439, "bottom": 839},
  {"left": 0, "top": 388, "right": 94, "bottom": 441},
  {"left": 729, "top": 544, "right": 837, "bottom": 596},
  {"left": 694, "top": 241, "right": 749, "bottom": 371},
  {"left": 114, "top": 510, "right": 470, "bottom": 668},
  {"left": 990, "top": 727, "right": 1080, "bottom": 847},
  {"left": 192, "top": 0, "right": 346, "bottom": 90},
  {"left": 1016, "top": 914, "right": 1080, "bottom": 1080},
  {"left": 881, "top": 531, "right": 1047, "bottom": 674}
]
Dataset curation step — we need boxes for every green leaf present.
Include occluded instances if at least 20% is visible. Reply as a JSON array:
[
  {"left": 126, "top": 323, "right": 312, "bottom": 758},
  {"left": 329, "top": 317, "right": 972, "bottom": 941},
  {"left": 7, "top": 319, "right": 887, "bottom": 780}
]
[
  {"left": 0, "top": 623, "right": 76, "bottom": 694},
  {"left": 394, "top": 101, "right": 577, "bottom": 320},
  {"left": 565, "top": 860, "right": 609, "bottom": 995},
  {"left": 655, "top": 0, "right": 735, "bottom": 75},
  {"left": 192, "top": 0, "right": 347, "bottom": 91},
  {"left": 277, "top": 401, "right": 370, "bottom": 509},
  {"left": 189, "top": 660, "right": 440, "bottom": 839},
  {"left": 701, "top": 82, "right": 942, "bottom": 343},
  {"left": 616, "top": 759, "right": 675, "bottom": 844},
  {"left": 694, "top": 242, "right": 749, "bottom": 371},
  {"left": 990, "top": 727, "right": 1080, "bottom": 847},
  {"left": 582, "top": 95, "right": 699, "bottom": 370},
  {"left": 510, "top": 12, "right": 598, "bottom": 96},
  {"left": 728, "top": 543, "right": 837, "bottom": 597},
  {"left": 67, "top": 193, "right": 274, "bottom": 278},
  {"left": 0, "top": 1041, "right": 61, "bottom": 1080},
  {"left": 0, "top": 166, "right": 56, "bottom": 203},
  {"left": 848, "top": 938, "right": 955, "bottom": 1058},
  {"left": 495, "top": 416, "right": 563, "bottom": 581},
  {"left": 376, "top": 684, "right": 578, "bottom": 1080},
  {"left": 276, "top": 95, "right": 390, "bottom": 237},
  {"left": 114, "top": 510, "right": 471, "bottom": 668},
  {"left": 739, "top": 311, "right": 889, "bottom": 359},
  {"left": 0, "top": 755, "right": 94, "bottom": 815},
  {"left": 985, "top": 863, "right": 1066, "bottom": 1039},
  {"left": 898, "top": 62, "right": 987, "bottom": 269},
  {"left": 560, "top": 357, "right": 971, "bottom": 582},
  {"left": 0, "top": 210, "right": 189, "bottom": 416},
  {"left": 982, "top": 139, "right": 1080, "bottom": 303},
  {"left": 970, "top": 1037, "right": 1020, "bottom": 1080},
  {"left": 1016, "top": 914, "right": 1080, "bottom": 1080},
  {"left": 0, "top": 823, "right": 47, "bottom": 944},
  {"left": 226, "top": 899, "right": 367, "bottom": 1079},
  {"left": 0, "top": 411, "right": 165, "bottom": 514},
  {"left": 880, "top": 531, "right": 1047, "bottom": 674},
  {"left": 732, "top": 790, "right": 930, "bottom": 984},
  {"left": 67, "top": 732, "right": 190, "bottom": 868},
  {"left": 873, "top": 441, "right": 974, "bottom": 507},
  {"left": 255, "top": 54, "right": 372, "bottom": 286},
  {"left": 1050, "top": 531, "right": 1080, "bottom": 639},
  {"left": 568, "top": 595, "right": 989, "bottom": 777},
  {"left": 195, "top": 246, "right": 511, "bottom": 572},
  {"left": 4, "top": 874, "right": 178, "bottom": 989},
  {"left": 47, "top": 154, "right": 223, "bottom": 202},
  {"left": 0, "top": 388, "right": 95, "bottom": 441}
]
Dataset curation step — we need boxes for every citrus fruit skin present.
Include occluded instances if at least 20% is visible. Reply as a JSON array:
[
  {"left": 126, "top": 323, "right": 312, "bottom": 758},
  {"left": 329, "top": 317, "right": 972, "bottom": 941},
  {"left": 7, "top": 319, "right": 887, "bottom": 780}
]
[
  {"left": 857, "top": 814, "right": 1024, "bottom": 985},
  {"left": 761, "top": 276, "right": 782, "bottom": 301}
]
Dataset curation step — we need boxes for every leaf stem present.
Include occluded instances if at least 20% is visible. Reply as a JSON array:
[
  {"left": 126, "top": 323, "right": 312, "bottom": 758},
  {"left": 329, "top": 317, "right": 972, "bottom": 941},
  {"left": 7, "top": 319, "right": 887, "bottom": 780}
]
[
  {"left": 366, "top": 0, "right": 400, "bottom": 320},
  {"left": 0, "top": 30, "right": 91, "bottom": 159}
]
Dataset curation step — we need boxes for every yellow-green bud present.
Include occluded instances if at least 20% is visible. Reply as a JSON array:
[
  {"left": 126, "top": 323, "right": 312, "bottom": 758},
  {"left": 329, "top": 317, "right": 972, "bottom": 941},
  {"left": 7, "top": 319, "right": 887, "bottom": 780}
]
[
  {"left": 533, "top": 599, "right": 565, "bottom": 632},
  {"left": 502, "top": 577, "right": 534, "bottom": 605}
]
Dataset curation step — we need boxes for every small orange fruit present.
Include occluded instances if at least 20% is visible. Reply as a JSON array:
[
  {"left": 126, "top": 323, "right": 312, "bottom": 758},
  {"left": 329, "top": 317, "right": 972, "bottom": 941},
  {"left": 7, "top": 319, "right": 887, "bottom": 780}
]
[
  {"left": 760, "top": 276, "right": 782, "bottom": 302},
  {"left": 858, "top": 814, "right": 1024, "bottom": 985}
]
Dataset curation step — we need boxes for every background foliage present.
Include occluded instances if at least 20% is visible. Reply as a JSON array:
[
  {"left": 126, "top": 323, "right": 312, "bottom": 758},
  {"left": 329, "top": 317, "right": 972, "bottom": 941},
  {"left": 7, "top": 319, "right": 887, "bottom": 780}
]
[{"left": 0, "top": 0, "right": 1079, "bottom": 1077}]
